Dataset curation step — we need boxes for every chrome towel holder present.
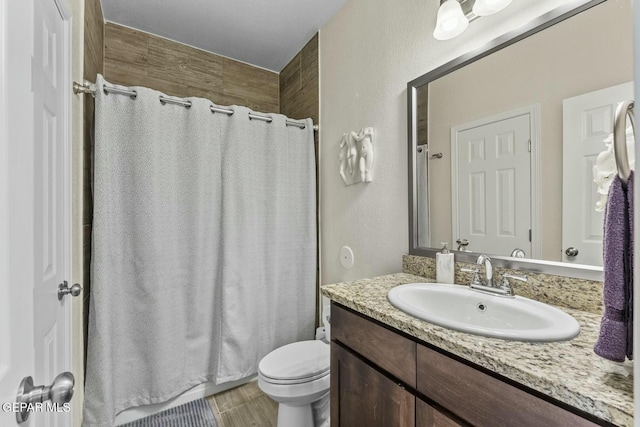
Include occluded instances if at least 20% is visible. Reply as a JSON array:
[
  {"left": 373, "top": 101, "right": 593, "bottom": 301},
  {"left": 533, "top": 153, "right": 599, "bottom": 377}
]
[{"left": 613, "top": 100, "right": 636, "bottom": 186}]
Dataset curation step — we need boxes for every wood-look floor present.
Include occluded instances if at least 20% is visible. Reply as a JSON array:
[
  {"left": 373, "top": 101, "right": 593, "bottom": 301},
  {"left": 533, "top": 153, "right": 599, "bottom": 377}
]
[{"left": 207, "top": 381, "right": 278, "bottom": 427}]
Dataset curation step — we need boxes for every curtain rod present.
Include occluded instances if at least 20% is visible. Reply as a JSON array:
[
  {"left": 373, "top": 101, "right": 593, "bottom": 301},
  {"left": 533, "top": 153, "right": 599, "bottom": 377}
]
[{"left": 73, "top": 80, "right": 319, "bottom": 132}]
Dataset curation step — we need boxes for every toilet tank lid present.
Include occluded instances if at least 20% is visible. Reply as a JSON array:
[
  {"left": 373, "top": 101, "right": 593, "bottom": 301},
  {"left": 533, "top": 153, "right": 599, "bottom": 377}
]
[{"left": 259, "top": 340, "right": 329, "bottom": 381}]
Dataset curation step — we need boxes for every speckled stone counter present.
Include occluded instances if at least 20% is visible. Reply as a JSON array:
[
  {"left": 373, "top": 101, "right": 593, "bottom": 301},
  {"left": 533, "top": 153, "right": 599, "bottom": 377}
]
[{"left": 321, "top": 273, "right": 633, "bottom": 427}]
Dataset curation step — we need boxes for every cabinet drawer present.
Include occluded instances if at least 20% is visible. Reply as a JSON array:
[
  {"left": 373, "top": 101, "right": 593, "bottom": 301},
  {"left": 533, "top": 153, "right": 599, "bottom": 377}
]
[
  {"left": 331, "top": 303, "right": 416, "bottom": 387},
  {"left": 417, "top": 345, "right": 598, "bottom": 427}
]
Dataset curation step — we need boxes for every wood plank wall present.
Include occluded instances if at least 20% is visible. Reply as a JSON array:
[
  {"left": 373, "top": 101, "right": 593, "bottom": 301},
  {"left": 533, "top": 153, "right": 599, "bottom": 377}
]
[
  {"left": 279, "top": 34, "right": 320, "bottom": 324},
  {"left": 103, "top": 23, "right": 279, "bottom": 113},
  {"left": 83, "top": 0, "right": 104, "bottom": 358},
  {"left": 280, "top": 34, "right": 319, "bottom": 141}
]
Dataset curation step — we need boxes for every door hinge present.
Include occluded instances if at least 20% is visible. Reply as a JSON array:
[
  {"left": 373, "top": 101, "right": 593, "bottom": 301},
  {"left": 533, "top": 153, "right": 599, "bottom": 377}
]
[
  {"left": 529, "top": 229, "right": 532, "bottom": 242},
  {"left": 528, "top": 139, "right": 531, "bottom": 152}
]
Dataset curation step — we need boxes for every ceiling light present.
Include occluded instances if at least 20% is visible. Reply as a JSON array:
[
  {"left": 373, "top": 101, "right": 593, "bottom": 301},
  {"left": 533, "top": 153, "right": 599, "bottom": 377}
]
[
  {"left": 433, "top": 0, "right": 513, "bottom": 40},
  {"left": 433, "top": 0, "right": 469, "bottom": 41},
  {"left": 472, "top": 0, "right": 512, "bottom": 16}
]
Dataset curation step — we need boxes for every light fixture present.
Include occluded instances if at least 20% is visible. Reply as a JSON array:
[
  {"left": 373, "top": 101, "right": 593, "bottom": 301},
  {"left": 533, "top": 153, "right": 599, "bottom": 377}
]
[
  {"left": 472, "top": 0, "right": 512, "bottom": 16},
  {"left": 433, "top": 0, "right": 513, "bottom": 41},
  {"left": 433, "top": 0, "right": 469, "bottom": 40}
]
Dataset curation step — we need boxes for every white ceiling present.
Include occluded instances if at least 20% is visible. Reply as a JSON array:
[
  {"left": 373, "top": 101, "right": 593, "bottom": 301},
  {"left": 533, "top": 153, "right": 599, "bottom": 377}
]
[{"left": 100, "top": 0, "right": 347, "bottom": 72}]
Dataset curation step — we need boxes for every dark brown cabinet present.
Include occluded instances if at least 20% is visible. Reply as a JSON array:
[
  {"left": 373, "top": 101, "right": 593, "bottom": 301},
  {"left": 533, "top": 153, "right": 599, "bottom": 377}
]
[
  {"left": 331, "top": 344, "right": 415, "bottom": 426},
  {"left": 330, "top": 303, "right": 602, "bottom": 427},
  {"left": 331, "top": 300, "right": 416, "bottom": 386},
  {"left": 416, "top": 345, "right": 597, "bottom": 427}
]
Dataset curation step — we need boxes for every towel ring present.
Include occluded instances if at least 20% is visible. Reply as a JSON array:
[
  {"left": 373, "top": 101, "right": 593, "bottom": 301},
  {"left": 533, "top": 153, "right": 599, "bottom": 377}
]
[{"left": 613, "top": 100, "right": 635, "bottom": 186}]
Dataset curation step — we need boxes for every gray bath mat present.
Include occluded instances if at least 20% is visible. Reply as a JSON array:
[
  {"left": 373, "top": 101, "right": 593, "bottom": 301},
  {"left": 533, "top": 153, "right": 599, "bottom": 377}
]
[{"left": 120, "top": 398, "right": 217, "bottom": 427}]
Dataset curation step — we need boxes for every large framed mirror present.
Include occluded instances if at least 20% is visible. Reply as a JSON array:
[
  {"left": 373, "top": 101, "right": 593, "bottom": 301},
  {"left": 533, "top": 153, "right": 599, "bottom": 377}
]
[{"left": 408, "top": 0, "right": 634, "bottom": 280}]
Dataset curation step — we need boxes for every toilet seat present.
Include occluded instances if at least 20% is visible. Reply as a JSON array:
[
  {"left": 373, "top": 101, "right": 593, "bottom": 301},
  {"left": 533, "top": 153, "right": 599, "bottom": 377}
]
[
  {"left": 260, "top": 369, "right": 329, "bottom": 385},
  {"left": 259, "top": 340, "right": 329, "bottom": 385}
]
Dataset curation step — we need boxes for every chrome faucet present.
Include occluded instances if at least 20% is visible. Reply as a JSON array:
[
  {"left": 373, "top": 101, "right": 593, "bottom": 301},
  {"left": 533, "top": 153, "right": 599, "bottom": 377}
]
[
  {"left": 460, "top": 254, "right": 527, "bottom": 297},
  {"left": 476, "top": 254, "right": 493, "bottom": 288}
]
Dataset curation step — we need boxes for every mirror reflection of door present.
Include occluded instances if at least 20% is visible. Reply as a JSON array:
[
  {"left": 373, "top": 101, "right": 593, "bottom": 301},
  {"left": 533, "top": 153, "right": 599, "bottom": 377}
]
[
  {"left": 562, "top": 82, "right": 634, "bottom": 266},
  {"left": 452, "top": 109, "right": 535, "bottom": 258},
  {"left": 413, "top": 0, "right": 632, "bottom": 269}
]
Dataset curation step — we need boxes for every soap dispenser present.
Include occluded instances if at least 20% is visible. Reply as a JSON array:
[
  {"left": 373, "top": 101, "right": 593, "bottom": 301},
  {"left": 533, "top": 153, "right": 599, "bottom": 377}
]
[{"left": 436, "top": 242, "right": 455, "bottom": 284}]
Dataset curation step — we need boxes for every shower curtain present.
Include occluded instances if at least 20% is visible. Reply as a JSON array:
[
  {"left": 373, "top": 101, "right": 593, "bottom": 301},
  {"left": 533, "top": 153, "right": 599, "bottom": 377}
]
[{"left": 83, "top": 75, "right": 316, "bottom": 427}]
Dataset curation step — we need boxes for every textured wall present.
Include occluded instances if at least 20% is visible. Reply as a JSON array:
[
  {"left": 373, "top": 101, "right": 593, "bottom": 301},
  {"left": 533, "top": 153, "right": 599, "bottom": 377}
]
[
  {"left": 319, "top": 0, "right": 579, "bottom": 285},
  {"left": 104, "top": 23, "right": 279, "bottom": 113}
]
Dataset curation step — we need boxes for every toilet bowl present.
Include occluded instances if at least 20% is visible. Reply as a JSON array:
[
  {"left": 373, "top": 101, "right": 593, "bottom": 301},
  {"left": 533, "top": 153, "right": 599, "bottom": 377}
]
[
  {"left": 258, "top": 340, "right": 329, "bottom": 427},
  {"left": 258, "top": 307, "right": 331, "bottom": 427}
]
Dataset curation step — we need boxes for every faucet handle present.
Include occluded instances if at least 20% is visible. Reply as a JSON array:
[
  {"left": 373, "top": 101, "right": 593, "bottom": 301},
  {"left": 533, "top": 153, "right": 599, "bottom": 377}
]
[
  {"left": 499, "top": 274, "right": 526, "bottom": 297},
  {"left": 502, "top": 273, "right": 527, "bottom": 283},
  {"left": 461, "top": 267, "right": 481, "bottom": 285}
]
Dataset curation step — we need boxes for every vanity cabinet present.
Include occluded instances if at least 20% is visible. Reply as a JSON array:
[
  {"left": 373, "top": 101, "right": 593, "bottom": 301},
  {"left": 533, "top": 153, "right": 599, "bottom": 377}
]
[
  {"left": 416, "top": 344, "right": 598, "bottom": 426},
  {"left": 330, "top": 303, "right": 603, "bottom": 427},
  {"left": 331, "top": 344, "right": 415, "bottom": 426}
]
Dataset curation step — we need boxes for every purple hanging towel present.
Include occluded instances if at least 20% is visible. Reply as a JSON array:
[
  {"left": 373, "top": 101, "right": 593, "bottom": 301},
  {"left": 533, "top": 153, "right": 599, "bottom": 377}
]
[{"left": 594, "top": 171, "right": 634, "bottom": 362}]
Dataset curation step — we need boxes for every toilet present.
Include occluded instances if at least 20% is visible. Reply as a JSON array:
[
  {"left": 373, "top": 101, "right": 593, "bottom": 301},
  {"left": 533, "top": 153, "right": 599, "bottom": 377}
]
[{"left": 258, "top": 309, "right": 331, "bottom": 427}]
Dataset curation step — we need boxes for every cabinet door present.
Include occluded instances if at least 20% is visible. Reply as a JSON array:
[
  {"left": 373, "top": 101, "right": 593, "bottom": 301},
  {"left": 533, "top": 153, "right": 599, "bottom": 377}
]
[
  {"left": 331, "top": 343, "right": 415, "bottom": 427},
  {"left": 332, "top": 303, "right": 417, "bottom": 386},
  {"left": 416, "top": 399, "right": 463, "bottom": 427}
]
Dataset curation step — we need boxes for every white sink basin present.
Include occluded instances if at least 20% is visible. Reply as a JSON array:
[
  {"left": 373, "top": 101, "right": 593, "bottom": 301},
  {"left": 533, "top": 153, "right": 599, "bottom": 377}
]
[{"left": 387, "top": 283, "right": 580, "bottom": 342}]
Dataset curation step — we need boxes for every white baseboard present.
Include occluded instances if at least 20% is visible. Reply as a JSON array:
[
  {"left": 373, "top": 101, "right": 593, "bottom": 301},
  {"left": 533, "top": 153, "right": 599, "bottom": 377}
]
[{"left": 114, "top": 375, "right": 257, "bottom": 426}]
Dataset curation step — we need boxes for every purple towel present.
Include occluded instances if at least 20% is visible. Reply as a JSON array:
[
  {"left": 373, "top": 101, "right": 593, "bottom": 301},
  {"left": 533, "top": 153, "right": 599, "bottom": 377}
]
[{"left": 594, "top": 171, "right": 634, "bottom": 362}]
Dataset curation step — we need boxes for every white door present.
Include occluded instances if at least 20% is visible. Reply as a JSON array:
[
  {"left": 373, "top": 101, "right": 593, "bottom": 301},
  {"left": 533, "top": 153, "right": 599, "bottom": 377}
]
[
  {"left": 0, "top": 0, "right": 74, "bottom": 426},
  {"left": 562, "top": 82, "right": 634, "bottom": 266},
  {"left": 453, "top": 113, "right": 532, "bottom": 257}
]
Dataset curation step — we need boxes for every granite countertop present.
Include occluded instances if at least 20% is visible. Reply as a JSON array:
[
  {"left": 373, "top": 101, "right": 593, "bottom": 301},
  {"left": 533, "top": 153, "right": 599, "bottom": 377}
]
[{"left": 321, "top": 273, "right": 633, "bottom": 427}]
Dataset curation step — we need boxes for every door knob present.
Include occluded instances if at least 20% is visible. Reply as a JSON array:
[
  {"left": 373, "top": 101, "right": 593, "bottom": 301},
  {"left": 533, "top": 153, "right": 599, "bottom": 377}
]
[
  {"left": 15, "top": 372, "right": 75, "bottom": 423},
  {"left": 565, "top": 247, "right": 579, "bottom": 257},
  {"left": 58, "top": 281, "right": 82, "bottom": 301},
  {"left": 510, "top": 248, "right": 526, "bottom": 258}
]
